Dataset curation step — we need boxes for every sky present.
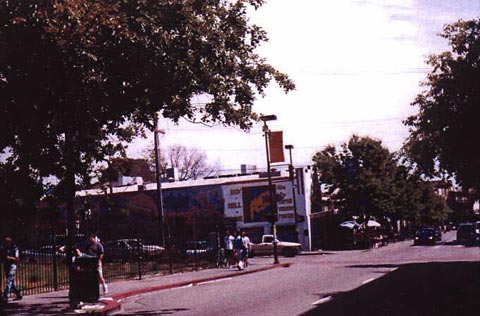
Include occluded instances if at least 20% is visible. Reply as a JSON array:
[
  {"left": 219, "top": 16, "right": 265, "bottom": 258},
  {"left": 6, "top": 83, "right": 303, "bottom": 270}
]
[{"left": 127, "top": 0, "right": 480, "bottom": 174}]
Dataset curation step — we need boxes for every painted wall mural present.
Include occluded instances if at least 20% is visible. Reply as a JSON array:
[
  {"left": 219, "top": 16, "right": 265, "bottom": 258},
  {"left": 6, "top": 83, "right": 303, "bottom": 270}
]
[{"left": 242, "top": 185, "right": 271, "bottom": 223}]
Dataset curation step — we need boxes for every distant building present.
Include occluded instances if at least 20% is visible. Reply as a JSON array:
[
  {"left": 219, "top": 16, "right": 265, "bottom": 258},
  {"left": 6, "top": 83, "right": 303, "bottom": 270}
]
[{"left": 75, "top": 166, "right": 314, "bottom": 250}]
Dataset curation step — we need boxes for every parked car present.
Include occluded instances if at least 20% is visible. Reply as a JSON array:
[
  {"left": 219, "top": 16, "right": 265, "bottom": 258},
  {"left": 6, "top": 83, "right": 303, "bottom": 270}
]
[
  {"left": 413, "top": 228, "right": 437, "bottom": 245},
  {"left": 250, "top": 235, "right": 301, "bottom": 257},
  {"left": 446, "top": 222, "right": 457, "bottom": 231},
  {"left": 22, "top": 245, "right": 66, "bottom": 264},
  {"left": 433, "top": 227, "right": 442, "bottom": 241},
  {"left": 475, "top": 221, "right": 480, "bottom": 245},
  {"left": 179, "top": 240, "right": 214, "bottom": 260},
  {"left": 456, "top": 223, "right": 477, "bottom": 245},
  {"left": 103, "top": 239, "right": 164, "bottom": 262}
]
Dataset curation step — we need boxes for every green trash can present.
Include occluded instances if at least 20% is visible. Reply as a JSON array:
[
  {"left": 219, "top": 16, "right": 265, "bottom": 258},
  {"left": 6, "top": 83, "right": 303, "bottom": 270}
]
[{"left": 69, "top": 255, "right": 99, "bottom": 307}]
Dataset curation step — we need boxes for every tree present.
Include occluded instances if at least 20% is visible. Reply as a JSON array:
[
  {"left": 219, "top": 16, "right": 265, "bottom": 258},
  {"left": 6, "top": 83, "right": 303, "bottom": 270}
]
[
  {"left": 314, "top": 136, "right": 396, "bottom": 220},
  {"left": 166, "top": 144, "right": 217, "bottom": 180},
  {"left": 0, "top": 1, "right": 294, "bottom": 292},
  {"left": 0, "top": 161, "right": 43, "bottom": 240},
  {"left": 312, "top": 135, "right": 447, "bottom": 225},
  {"left": 1, "top": 1, "right": 293, "bottom": 181},
  {"left": 145, "top": 144, "right": 217, "bottom": 181},
  {"left": 404, "top": 19, "right": 480, "bottom": 191}
]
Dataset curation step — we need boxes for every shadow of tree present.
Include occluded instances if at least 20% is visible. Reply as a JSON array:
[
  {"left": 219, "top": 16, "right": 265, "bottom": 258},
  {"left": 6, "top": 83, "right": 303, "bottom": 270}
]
[
  {"left": 0, "top": 301, "right": 71, "bottom": 316},
  {"left": 121, "top": 308, "right": 190, "bottom": 315},
  {"left": 301, "top": 261, "right": 480, "bottom": 316}
]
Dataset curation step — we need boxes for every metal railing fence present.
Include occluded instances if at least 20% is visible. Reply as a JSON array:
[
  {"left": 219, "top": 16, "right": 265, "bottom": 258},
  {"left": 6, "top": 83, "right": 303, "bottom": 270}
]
[{"left": 1, "top": 245, "right": 216, "bottom": 297}]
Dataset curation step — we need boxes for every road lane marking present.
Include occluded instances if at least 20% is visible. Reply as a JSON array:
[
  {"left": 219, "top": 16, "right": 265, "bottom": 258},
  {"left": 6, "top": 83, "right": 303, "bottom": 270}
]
[
  {"left": 362, "top": 278, "right": 376, "bottom": 284},
  {"left": 312, "top": 296, "right": 332, "bottom": 305},
  {"left": 434, "top": 246, "right": 441, "bottom": 249}
]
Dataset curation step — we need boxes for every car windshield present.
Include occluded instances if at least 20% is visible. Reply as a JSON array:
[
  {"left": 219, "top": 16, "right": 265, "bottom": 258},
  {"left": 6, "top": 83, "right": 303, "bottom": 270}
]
[
  {"left": 417, "top": 228, "right": 434, "bottom": 234},
  {"left": 458, "top": 224, "right": 474, "bottom": 232},
  {"left": 126, "top": 240, "right": 142, "bottom": 247}
]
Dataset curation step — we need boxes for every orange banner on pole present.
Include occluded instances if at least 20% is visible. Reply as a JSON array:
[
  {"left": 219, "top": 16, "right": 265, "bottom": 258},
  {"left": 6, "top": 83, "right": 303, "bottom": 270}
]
[{"left": 269, "top": 131, "right": 285, "bottom": 163}]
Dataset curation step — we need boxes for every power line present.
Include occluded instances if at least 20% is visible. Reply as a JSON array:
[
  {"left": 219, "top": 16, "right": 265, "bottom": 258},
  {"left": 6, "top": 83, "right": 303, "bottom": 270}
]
[{"left": 300, "top": 68, "right": 432, "bottom": 77}]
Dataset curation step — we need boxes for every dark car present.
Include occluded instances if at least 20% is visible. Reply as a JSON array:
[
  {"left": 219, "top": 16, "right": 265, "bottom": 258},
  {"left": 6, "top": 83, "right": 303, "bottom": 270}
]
[
  {"left": 413, "top": 228, "right": 437, "bottom": 245},
  {"left": 433, "top": 227, "right": 442, "bottom": 241},
  {"left": 456, "top": 223, "right": 477, "bottom": 245},
  {"left": 475, "top": 221, "right": 480, "bottom": 244}
]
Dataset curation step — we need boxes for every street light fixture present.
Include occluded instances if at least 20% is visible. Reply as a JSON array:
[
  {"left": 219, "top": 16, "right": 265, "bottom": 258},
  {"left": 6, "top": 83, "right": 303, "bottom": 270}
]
[
  {"left": 285, "top": 145, "right": 298, "bottom": 225},
  {"left": 154, "top": 119, "right": 166, "bottom": 248},
  {"left": 260, "top": 114, "right": 279, "bottom": 264}
]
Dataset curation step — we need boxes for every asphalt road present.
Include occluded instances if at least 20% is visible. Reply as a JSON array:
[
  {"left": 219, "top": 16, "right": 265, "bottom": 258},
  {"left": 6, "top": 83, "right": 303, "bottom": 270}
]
[{"left": 119, "top": 231, "right": 480, "bottom": 316}]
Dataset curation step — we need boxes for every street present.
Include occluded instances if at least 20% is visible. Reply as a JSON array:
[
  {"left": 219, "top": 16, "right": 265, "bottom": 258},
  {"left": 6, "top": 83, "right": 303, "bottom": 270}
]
[{"left": 118, "top": 231, "right": 480, "bottom": 316}]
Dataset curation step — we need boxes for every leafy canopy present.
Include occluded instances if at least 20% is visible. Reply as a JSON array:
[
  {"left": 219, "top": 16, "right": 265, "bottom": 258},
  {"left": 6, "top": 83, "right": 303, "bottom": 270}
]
[
  {"left": 313, "top": 135, "right": 447, "bottom": 225},
  {"left": 404, "top": 19, "right": 480, "bottom": 190},
  {"left": 0, "top": 0, "right": 294, "bottom": 186}
]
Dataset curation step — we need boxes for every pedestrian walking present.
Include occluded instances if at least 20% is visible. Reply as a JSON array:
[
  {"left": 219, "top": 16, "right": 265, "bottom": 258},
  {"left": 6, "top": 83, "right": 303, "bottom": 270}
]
[
  {"left": 1, "top": 237, "right": 22, "bottom": 303},
  {"left": 233, "top": 230, "right": 244, "bottom": 270},
  {"left": 76, "top": 233, "right": 108, "bottom": 294},
  {"left": 224, "top": 230, "right": 234, "bottom": 268},
  {"left": 241, "top": 231, "right": 251, "bottom": 267}
]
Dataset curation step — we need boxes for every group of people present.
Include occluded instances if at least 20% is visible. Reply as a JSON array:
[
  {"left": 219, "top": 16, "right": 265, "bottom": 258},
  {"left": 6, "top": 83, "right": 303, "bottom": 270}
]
[
  {"left": 0, "top": 233, "right": 108, "bottom": 304},
  {"left": 224, "top": 230, "right": 251, "bottom": 270}
]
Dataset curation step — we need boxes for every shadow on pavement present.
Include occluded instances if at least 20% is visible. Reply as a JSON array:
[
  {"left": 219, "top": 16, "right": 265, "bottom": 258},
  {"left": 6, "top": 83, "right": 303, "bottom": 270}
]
[
  {"left": 0, "top": 301, "right": 71, "bottom": 316},
  {"left": 301, "top": 261, "right": 480, "bottom": 316},
  {"left": 121, "top": 308, "right": 190, "bottom": 315}
]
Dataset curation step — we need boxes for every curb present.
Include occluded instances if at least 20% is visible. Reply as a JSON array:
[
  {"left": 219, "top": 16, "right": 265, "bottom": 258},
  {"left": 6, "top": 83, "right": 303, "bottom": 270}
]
[
  {"left": 95, "top": 262, "right": 292, "bottom": 315},
  {"left": 298, "top": 251, "right": 335, "bottom": 256}
]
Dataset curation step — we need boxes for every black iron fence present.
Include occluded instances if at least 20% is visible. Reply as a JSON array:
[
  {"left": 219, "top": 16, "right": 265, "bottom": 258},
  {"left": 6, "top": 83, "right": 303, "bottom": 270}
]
[{"left": 1, "top": 243, "right": 216, "bottom": 297}]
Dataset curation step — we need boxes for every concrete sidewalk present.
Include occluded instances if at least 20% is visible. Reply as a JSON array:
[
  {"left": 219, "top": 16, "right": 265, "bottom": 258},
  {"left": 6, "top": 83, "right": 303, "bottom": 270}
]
[{"left": 0, "top": 257, "right": 291, "bottom": 316}]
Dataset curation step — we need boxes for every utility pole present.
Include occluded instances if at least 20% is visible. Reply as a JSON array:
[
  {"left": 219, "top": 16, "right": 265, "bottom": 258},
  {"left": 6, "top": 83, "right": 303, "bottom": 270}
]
[
  {"left": 285, "top": 144, "right": 298, "bottom": 227},
  {"left": 261, "top": 115, "right": 279, "bottom": 264},
  {"left": 154, "top": 119, "right": 166, "bottom": 248}
]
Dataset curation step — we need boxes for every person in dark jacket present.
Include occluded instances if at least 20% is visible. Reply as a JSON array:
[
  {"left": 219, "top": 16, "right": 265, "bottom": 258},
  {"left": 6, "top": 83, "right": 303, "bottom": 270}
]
[{"left": 1, "top": 237, "right": 22, "bottom": 303}]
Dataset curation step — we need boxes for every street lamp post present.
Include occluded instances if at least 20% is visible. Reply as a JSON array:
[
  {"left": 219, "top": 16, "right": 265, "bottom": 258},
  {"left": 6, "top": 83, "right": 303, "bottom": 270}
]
[
  {"left": 261, "top": 115, "right": 279, "bottom": 264},
  {"left": 285, "top": 145, "right": 298, "bottom": 225},
  {"left": 154, "top": 120, "right": 166, "bottom": 248}
]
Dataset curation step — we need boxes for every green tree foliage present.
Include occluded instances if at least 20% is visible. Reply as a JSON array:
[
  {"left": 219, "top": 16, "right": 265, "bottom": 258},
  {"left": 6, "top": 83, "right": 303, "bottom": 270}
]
[
  {"left": 0, "top": 1, "right": 294, "bottom": 216},
  {"left": 313, "top": 135, "right": 447, "bottom": 226},
  {"left": 0, "top": 161, "right": 43, "bottom": 237},
  {"left": 404, "top": 19, "right": 480, "bottom": 190}
]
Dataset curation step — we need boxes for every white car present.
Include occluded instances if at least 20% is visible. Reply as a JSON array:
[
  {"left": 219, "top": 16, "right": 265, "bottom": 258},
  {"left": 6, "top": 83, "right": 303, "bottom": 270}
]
[
  {"left": 103, "top": 239, "right": 164, "bottom": 262},
  {"left": 250, "top": 235, "right": 301, "bottom": 257},
  {"left": 22, "top": 246, "right": 66, "bottom": 264}
]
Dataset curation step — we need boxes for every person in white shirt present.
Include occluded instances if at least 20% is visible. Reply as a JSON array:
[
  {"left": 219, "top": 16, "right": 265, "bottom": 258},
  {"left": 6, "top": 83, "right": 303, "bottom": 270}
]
[
  {"left": 241, "top": 231, "right": 251, "bottom": 267},
  {"left": 224, "top": 230, "right": 234, "bottom": 268}
]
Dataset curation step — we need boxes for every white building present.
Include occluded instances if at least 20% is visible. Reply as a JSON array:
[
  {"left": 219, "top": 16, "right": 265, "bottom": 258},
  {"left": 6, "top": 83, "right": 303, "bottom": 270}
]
[{"left": 77, "top": 167, "right": 314, "bottom": 250}]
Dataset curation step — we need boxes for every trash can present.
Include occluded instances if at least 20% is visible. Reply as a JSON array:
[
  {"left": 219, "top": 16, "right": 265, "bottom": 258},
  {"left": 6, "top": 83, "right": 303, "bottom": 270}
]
[{"left": 69, "top": 255, "right": 99, "bottom": 307}]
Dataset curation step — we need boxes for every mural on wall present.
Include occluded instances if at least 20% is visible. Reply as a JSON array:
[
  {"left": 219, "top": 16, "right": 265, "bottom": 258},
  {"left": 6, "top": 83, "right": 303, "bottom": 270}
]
[
  {"left": 72, "top": 184, "right": 224, "bottom": 242},
  {"left": 242, "top": 185, "right": 272, "bottom": 223},
  {"left": 163, "top": 185, "right": 224, "bottom": 224}
]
